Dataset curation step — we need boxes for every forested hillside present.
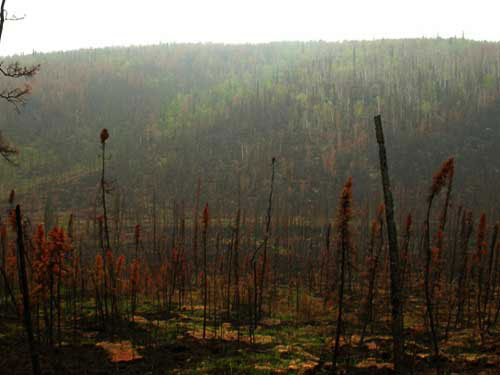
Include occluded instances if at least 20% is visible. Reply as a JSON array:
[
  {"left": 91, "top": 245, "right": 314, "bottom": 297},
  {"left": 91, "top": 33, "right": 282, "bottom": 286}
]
[
  {"left": 1, "top": 38, "right": 500, "bottom": 218},
  {"left": 2, "top": 38, "right": 500, "bottom": 375}
]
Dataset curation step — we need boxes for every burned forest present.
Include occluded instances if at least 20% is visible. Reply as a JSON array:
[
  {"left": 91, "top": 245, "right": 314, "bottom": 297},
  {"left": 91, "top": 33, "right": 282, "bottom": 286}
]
[{"left": 0, "top": 29, "right": 499, "bottom": 375}]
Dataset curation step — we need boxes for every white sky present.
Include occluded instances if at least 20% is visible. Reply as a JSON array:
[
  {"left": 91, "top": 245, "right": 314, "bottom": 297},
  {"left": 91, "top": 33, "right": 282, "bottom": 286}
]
[{"left": 1, "top": 0, "right": 499, "bottom": 56}]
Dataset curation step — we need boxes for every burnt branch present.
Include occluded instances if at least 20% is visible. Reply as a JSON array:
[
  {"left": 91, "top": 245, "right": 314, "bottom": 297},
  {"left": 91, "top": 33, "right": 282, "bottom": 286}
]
[
  {"left": 1, "top": 84, "right": 31, "bottom": 103},
  {"left": 4, "top": 11, "right": 26, "bottom": 22},
  {"left": 0, "top": 0, "right": 40, "bottom": 111},
  {"left": 0, "top": 1, "right": 39, "bottom": 163},
  {"left": 0, "top": 62, "right": 40, "bottom": 78}
]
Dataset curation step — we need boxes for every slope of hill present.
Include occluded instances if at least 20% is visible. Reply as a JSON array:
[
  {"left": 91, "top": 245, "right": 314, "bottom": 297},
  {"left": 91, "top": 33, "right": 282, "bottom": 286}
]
[{"left": 1, "top": 38, "right": 499, "bottom": 216}]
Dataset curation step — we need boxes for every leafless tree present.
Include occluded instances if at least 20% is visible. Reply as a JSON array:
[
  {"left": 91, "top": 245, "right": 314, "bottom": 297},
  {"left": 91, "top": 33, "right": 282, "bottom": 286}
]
[{"left": 0, "top": 0, "right": 39, "bottom": 162}]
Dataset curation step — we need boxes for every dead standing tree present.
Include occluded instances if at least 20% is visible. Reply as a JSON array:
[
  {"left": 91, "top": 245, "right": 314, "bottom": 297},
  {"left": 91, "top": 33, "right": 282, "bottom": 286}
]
[
  {"left": 0, "top": 0, "right": 40, "bottom": 161},
  {"left": 423, "top": 158, "right": 454, "bottom": 358},
  {"left": 1, "top": 3, "right": 39, "bottom": 373},
  {"left": 15, "top": 205, "right": 41, "bottom": 375},
  {"left": 332, "top": 177, "right": 353, "bottom": 374},
  {"left": 373, "top": 115, "right": 405, "bottom": 373},
  {"left": 250, "top": 157, "right": 276, "bottom": 336}
]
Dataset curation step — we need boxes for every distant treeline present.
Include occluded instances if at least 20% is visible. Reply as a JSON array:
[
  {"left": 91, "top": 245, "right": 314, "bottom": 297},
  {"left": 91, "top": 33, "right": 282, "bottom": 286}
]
[{"left": 1, "top": 38, "right": 499, "bottom": 218}]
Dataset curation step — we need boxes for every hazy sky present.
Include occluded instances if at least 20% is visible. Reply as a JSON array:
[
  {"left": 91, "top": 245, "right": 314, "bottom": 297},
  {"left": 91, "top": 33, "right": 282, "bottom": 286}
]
[{"left": 1, "top": 0, "right": 499, "bottom": 56}]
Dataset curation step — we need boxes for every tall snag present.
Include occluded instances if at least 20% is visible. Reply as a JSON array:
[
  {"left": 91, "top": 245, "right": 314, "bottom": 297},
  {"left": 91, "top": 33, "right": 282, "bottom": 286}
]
[
  {"left": 424, "top": 157, "right": 454, "bottom": 358},
  {"left": 193, "top": 178, "right": 201, "bottom": 286},
  {"left": 250, "top": 157, "right": 276, "bottom": 332},
  {"left": 373, "top": 115, "right": 404, "bottom": 373},
  {"left": 15, "top": 205, "right": 41, "bottom": 375},
  {"left": 484, "top": 223, "right": 499, "bottom": 329},
  {"left": 99, "top": 128, "right": 111, "bottom": 323},
  {"left": 258, "top": 157, "right": 276, "bottom": 318},
  {"left": 202, "top": 203, "right": 209, "bottom": 339},
  {"left": 100, "top": 128, "right": 111, "bottom": 251},
  {"left": 360, "top": 205, "right": 385, "bottom": 345},
  {"left": 332, "top": 177, "right": 353, "bottom": 375}
]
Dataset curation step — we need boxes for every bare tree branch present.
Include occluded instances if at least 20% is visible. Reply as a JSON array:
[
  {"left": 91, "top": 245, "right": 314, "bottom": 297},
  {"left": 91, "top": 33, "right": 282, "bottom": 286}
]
[
  {"left": 0, "top": 84, "right": 31, "bottom": 109},
  {"left": 4, "top": 11, "right": 26, "bottom": 22},
  {"left": 0, "top": 0, "right": 40, "bottom": 164},
  {"left": 0, "top": 62, "right": 40, "bottom": 78}
]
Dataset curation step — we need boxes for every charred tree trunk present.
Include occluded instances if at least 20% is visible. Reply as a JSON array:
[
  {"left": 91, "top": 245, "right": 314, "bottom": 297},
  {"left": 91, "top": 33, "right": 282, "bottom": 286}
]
[
  {"left": 332, "top": 177, "right": 353, "bottom": 374},
  {"left": 373, "top": 115, "right": 404, "bottom": 373},
  {"left": 15, "top": 205, "right": 41, "bottom": 375}
]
